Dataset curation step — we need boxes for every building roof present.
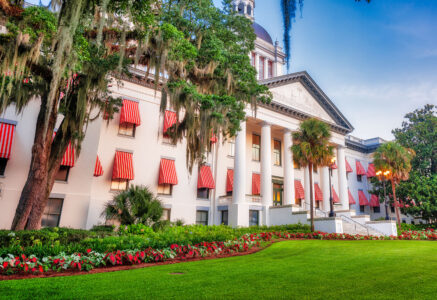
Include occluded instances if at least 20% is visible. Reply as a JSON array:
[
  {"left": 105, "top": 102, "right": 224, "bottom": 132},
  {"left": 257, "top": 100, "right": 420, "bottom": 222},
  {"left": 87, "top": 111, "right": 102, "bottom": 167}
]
[
  {"left": 252, "top": 22, "right": 273, "bottom": 45},
  {"left": 260, "top": 71, "right": 354, "bottom": 134}
]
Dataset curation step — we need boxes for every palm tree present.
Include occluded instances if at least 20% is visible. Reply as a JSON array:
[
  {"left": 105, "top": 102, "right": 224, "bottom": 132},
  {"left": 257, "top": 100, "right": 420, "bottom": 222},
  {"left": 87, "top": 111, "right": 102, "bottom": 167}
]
[
  {"left": 291, "top": 118, "right": 334, "bottom": 231},
  {"left": 373, "top": 142, "right": 415, "bottom": 228},
  {"left": 103, "top": 185, "right": 164, "bottom": 226}
]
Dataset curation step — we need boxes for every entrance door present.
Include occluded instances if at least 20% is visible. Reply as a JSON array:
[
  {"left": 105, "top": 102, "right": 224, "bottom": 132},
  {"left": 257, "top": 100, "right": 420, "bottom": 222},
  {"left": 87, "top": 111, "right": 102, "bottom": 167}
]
[{"left": 273, "top": 183, "right": 283, "bottom": 206}]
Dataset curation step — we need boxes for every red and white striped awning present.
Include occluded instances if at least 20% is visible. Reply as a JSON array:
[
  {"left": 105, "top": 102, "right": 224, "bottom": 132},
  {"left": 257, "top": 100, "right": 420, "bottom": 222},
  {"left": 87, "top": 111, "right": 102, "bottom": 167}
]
[
  {"left": 61, "top": 141, "right": 75, "bottom": 167},
  {"left": 356, "top": 160, "right": 366, "bottom": 175},
  {"left": 226, "top": 169, "right": 234, "bottom": 192},
  {"left": 314, "top": 183, "right": 323, "bottom": 201},
  {"left": 348, "top": 189, "right": 356, "bottom": 205},
  {"left": 0, "top": 122, "right": 15, "bottom": 159},
  {"left": 163, "top": 110, "right": 177, "bottom": 134},
  {"left": 330, "top": 162, "right": 338, "bottom": 170},
  {"left": 53, "top": 132, "right": 75, "bottom": 167},
  {"left": 94, "top": 155, "right": 103, "bottom": 177},
  {"left": 252, "top": 173, "right": 261, "bottom": 195},
  {"left": 358, "top": 190, "right": 369, "bottom": 206},
  {"left": 158, "top": 158, "right": 178, "bottom": 185},
  {"left": 294, "top": 180, "right": 305, "bottom": 199},
  {"left": 120, "top": 99, "right": 141, "bottom": 126},
  {"left": 210, "top": 129, "right": 218, "bottom": 144},
  {"left": 369, "top": 194, "right": 380, "bottom": 207},
  {"left": 112, "top": 151, "right": 134, "bottom": 180},
  {"left": 345, "top": 159, "right": 353, "bottom": 173},
  {"left": 332, "top": 186, "right": 340, "bottom": 203},
  {"left": 197, "top": 165, "right": 215, "bottom": 189},
  {"left": 366, "top": 163, "right": 376, "bottom": 178}
]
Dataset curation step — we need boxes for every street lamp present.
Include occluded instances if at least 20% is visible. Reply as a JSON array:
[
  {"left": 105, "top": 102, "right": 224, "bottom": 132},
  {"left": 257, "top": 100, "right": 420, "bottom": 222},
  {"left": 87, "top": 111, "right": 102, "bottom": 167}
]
[
  {"left": 328, "top": 157, "right": 336, "bottom": 217},
  {"left": 376, "top": 170, "right": 391, "bottom": 220}
]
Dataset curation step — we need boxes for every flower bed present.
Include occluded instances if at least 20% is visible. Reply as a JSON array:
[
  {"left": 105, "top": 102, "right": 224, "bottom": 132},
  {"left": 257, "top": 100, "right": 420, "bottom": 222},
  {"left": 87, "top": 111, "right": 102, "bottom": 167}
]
[{"left": 1, "top": 229, "right": 436, "bottom": 276}]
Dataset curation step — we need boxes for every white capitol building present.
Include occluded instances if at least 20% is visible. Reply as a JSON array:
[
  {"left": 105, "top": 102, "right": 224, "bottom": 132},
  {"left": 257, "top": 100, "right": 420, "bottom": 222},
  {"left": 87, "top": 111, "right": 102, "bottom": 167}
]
[{"left": 0, "top": 0, "right": 421, "bottom": 233}]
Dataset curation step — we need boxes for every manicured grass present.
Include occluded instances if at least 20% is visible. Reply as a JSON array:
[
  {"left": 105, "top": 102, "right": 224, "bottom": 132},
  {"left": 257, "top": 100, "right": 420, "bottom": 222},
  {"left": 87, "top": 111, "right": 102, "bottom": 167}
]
[{"left": 1, "top": 240, "right": 436, "bottom": 299}]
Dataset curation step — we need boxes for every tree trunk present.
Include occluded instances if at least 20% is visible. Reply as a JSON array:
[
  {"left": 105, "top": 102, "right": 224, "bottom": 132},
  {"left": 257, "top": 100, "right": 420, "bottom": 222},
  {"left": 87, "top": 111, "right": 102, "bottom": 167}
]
[
  {"left": 309, "top": 164, "right": 314, "bottom": 232},
  {"left": 391, "top": 178, "right": 401, "bottom": 228},
  {"left": 11, "top": 94, "right": 57, "bottom": 230}
]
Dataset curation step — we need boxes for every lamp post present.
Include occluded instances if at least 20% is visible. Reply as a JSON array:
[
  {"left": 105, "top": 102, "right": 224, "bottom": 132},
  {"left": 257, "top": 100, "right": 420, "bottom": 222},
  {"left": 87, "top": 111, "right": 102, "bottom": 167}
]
[
  {"left": 376, "top": 170, "right": 391, "bottom": 220},
  {"left": 328, "top": 157, "right": 336, "bottom": 217}
]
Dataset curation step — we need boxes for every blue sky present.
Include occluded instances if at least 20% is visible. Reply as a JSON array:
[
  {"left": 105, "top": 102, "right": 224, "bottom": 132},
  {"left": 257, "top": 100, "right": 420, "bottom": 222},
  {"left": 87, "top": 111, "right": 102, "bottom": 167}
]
[
  {"left": 31, "top": 0, "right": 437, "bottom": 139},
  {"left": 213, "top": 0, "right": 437, "bottom": 140}
]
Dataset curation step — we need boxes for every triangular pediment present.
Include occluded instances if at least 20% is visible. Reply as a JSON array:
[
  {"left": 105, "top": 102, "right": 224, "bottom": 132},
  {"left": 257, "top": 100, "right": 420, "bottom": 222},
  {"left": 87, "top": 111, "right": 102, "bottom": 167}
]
[{"left": 260, "top": 72, "right": 354, "bottom": 132}]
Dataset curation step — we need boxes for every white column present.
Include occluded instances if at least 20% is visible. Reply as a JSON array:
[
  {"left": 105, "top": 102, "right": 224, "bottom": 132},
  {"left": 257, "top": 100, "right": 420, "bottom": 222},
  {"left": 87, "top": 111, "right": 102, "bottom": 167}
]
[
  {"left": 304, "top": 166, "right": 311, "bottom": 210},
  {"left": 264, "top": 58, "right": 269, "bottom": 79},
  {"left": 261, "top": 122, "right": 272, "bottom": 225},
  {"left": 283, "top": 129, "right": 295, "bottom": 205},
  {"left": 254, "top": 53, "right": 260, "bottom": 80},
  {"left": 230, "top": 121, "right": 249, "bottom": 227},
  {"left": 337, "top": 146, "right": 349, "bottom": 210},
  {"left": 321, "top": 167, "right": 330, "bottom": 211}
]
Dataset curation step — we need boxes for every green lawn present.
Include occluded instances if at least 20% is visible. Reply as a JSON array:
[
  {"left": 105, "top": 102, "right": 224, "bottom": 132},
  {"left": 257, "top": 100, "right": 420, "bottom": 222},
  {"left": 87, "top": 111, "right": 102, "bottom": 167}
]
[{"left": 1, "top": 240, "right": 436, "bottom": 299}]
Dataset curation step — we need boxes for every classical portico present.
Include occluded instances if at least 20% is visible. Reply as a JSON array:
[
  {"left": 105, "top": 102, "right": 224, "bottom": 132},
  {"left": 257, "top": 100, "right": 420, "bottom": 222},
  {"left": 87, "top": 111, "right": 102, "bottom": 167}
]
[{"left": 227, "top": 71, "right": 354, "bottom": 227}]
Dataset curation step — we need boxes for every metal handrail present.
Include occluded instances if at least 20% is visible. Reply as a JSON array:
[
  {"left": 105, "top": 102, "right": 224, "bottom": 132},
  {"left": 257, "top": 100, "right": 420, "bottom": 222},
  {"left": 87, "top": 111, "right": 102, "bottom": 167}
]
[
  {"left": 340, "top": 215, "right": 386, "bottom": 236},
  {"left": 304, "top": 203, "right": 328, "bottom": 217}
]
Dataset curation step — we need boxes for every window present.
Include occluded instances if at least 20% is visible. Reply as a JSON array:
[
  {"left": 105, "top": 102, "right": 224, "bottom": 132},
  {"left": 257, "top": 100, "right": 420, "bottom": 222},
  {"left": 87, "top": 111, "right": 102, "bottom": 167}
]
[
  {"left": 273, "top": 140, "right": 281, "bottom": 166},
  {"left": 293, "top": 161, "right": 299, "bottom": 169},
  {"left": 221, "top": 210, "right": 229, "bottom": 225},
  {"left": 373, "top": 206, "right": 380, "bottom": 213},
  {"left": 158, "top": 183, "right": 172, "bottom": 195},
  {"left": 252, "top": 134, "right": 260, "bottom": 161},
  {"left": 161, "top": 208, "right": 171, "bottom": 221},
  {"left": 268, "top": 60, "right": 273, "bottom": 78},
  {"left": 249, "top": 210, "right": 259, "bottom": 226},
  {"left": 313, "top": 166, "right": 318, "bottom": 173},
  {"left": 55, "top": 166, "right": 70, "bottom": 182},
  {"left": 0, "top": 158, "right": 8, "bottom": 176},
  {"left": 197, "top": 188, "right": 210, "bottom": 199},
  {"left": 259, "top": 57, "right": 265, "bottom": 79},
  {"left": 196, "top": 210, "right": 208, "bottom": 225},
  {"left": 402, "top": 220, "right": 406, "bottom": 224},
  {"left": 118, "top": 123, "right": 136, "bottom": 137},
  {"left": 273, "top": 183, "right": 283, "bottom": 206},
  {"left": 251, "top": 52, "right": 256, "bottom": 67},
  {"left": 391, "top": 206, "right": 395, "bottom": 213},
  {"left": 228, "top": 138, "right": 235, "bottom": 157},
  {"left": 41, "top": 198, "right": 63, "bottom": 228},
  {"left": 357, "top": 175, "right": 362, "bottom": 182},
  {"left": 111, "top": 179, "right": 129, "bottom": 191},
  {"left": 360, "top": 205, "right": 365, "bottom": 213},
  {"left": 226, "top": 190, "right": 233, "bottom": 197},
  {"left": 315, "top": 201, "right": 320, "bottom": 208}
]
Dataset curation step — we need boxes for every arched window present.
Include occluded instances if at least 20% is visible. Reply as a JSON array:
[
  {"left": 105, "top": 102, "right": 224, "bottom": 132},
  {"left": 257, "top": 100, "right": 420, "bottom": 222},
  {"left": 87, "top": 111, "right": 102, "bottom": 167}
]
[
  {"left": 238, "top": 3, "right": 244, "bottom": 14},
  {"left": 247, "top": 5, "right": 252, "bottom": 16}
]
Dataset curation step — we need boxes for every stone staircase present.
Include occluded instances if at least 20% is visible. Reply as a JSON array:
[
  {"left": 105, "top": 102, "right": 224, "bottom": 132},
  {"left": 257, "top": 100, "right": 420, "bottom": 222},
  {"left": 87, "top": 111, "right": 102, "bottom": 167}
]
[{"left": 341, "top": 219, "right": 383, "bottom": 236}]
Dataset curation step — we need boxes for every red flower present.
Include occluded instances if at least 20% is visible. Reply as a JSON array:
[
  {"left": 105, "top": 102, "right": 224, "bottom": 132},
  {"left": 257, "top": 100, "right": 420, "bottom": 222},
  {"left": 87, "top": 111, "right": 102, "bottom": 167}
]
[
  {"left": 2, "top": 262, "right": 8, "bottom": 268},
  {"left": 86, "top": 249, "right": 92, "bottom": 254}
]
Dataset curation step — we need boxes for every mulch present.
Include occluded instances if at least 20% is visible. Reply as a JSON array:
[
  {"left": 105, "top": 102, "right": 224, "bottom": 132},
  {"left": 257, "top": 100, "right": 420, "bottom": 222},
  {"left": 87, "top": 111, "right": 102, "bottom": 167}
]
[{"left": 0, "top": 241, "right": 281, "bottom": 281}]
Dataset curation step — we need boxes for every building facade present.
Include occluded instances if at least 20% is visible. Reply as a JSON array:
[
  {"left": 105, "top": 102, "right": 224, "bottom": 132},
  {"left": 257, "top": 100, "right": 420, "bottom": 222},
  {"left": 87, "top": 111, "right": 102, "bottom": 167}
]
[{"left": 0, "top": 1, "right": 418, "bottom": 230}]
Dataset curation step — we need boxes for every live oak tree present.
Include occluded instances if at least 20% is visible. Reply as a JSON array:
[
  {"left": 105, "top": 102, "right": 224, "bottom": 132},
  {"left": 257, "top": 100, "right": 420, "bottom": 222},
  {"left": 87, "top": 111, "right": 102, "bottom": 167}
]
[
  {"left": 291, "top": 118, "right": 334, "bottom": 232},
  {"left": 1, "top": 0, "right": 268, "bottom": 229}
]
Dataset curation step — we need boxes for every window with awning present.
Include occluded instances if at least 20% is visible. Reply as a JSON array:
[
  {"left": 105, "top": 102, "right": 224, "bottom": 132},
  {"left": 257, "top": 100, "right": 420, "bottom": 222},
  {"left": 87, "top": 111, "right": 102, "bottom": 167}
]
[
  {"left": 0, "top": 122, "right": 16, "bottom": 176},
  {"left": 332, "top": 186, "right": 340, "bottom": 203},
  {"left": 314, "top": 183, "right": 323, "bottom": 202},
  {"left": 366, "top": 163, "right": 376, "bottom": 178},
  {"left": 197, "top": 165, "right": 215, "bottom": 199},
  {"left": 356, "top": 160, "right": 366, "bottom": 176},
  {"left": 94, "top": 155, "right": 103, "bottom": 177},
  {"left": 120, "top": 99, "right": 141, "bottom": 126},
  {"left": 252, "top": 173, "right": 261, "bottom": 195},
  {"left": 369, "top": 194, "right": 380, "bottom": 207},
  {"left": 112, "top": 151, "right": 134, "bottom": 179},
  {"left": 345, "top": 159, "right": 353, "bottom": 173},
  {"left": 226, "top": 169, "right": 234, "bottom": 193},
  {"left": 348, "top": 189, "right": 356, "bottom": 205},
  {"left": 358, "top": 190, "right": 369, "bottom": 206},
  {"left": 163, "top": 110, "right": 177, "bottom": 136},
  {"left": 158, "top": 158, "right": 178, "bottom": 185},
  {"left": 294, "top": 180, "right": 305, "bottom": 200}
]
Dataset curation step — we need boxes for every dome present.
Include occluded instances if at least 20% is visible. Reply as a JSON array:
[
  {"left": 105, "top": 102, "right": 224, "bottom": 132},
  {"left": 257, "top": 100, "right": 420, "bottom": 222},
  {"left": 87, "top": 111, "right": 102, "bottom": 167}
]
[{"left": 252, "top": 22, "right": 273, "bottom": 45}]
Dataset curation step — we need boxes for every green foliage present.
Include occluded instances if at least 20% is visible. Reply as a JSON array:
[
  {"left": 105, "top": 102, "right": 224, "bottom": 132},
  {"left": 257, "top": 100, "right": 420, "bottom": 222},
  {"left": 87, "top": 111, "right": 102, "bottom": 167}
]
[
  {"left": 291, "top": 118, "right": 334, "bottom": 169},
  {"left": 0, "top": 224, "right": 309, "bottom": 257},
  {"left": 103, "top": 185, "right": 164, "bottom": 226}
]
